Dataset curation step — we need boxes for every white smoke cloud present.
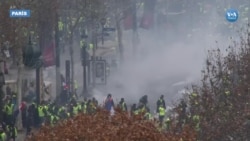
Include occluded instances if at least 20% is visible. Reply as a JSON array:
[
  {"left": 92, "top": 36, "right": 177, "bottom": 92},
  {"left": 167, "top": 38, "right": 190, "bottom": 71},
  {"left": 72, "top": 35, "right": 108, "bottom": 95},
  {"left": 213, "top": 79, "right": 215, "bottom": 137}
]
[
  {"left": 99, "top": 7, "right": 234, "bottom": 107},
  {"left": 45, "top": 3, "right": 241, "bottom": 109}
]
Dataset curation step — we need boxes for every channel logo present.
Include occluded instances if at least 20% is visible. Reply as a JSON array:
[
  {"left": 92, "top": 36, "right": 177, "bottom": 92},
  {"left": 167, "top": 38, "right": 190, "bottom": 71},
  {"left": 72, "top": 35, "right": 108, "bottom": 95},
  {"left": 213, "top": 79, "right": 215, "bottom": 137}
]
[
  {"left": 225, "top": 9, "right": 238, "bottom": 22},
  {"left": 9, "top": 9, "right": 31, "bottom": 18}
]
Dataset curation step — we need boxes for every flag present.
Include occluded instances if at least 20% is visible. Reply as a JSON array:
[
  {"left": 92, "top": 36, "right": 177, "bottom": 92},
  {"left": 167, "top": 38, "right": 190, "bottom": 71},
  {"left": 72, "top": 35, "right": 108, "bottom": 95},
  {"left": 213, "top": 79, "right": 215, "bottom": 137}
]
[
  {"left": 42, "top": 41, "right": 55, "bottom": 67},
  {"left": 140, "top": 0, "right": 156, "bottom": 29},
  {"left": 123, "top": 15, "right": 133, "bottom": 30},
  {"left": 123, "top": 0, "right": 134, "bottom": 30}
]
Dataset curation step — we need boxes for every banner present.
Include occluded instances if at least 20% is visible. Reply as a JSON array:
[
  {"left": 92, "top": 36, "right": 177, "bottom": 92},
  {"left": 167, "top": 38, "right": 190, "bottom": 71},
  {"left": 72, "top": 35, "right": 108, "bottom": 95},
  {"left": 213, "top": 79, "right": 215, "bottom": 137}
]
[
  {"left": 140, "top": 0, "right": 156, "bottom": 29},
  {"left": 42, "top": 41, "right": 55, "bottom": 67}
]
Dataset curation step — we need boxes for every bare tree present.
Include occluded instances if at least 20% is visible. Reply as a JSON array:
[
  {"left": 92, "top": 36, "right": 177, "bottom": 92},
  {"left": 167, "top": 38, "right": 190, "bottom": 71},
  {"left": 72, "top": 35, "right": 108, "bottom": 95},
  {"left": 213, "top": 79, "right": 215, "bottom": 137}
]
[{"left": 59, "top": 0, "right": 109, "bottom": 91}]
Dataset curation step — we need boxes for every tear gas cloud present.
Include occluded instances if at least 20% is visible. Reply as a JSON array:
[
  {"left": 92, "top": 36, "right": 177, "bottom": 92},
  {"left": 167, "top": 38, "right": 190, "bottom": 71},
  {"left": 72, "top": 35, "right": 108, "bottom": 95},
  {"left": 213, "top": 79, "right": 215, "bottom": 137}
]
[
  {"left": 44, "top": 4, "right": 240, "bottom": 108},
  {"left": 96, "top": 6, "right": 235, "bottom": 107}
]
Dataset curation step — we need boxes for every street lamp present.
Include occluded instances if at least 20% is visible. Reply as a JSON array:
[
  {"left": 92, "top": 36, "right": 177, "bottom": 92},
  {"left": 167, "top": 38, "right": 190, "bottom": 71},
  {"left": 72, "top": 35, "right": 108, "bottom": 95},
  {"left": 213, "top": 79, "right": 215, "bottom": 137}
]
[
  {"left": 35, "top": 58, "right": 43, "bottom": 105},
  {"left": 0, "top": 71, "right": 5, "bottom": 122},
  {"left": 100, "top": 18, "right": 106, "bottom": 45},
  {"left": 23, "top": 36, "right": 42, "bottom": 105},
  {"left": 81, "top": 31, "right": 88, "bottom": 97},
  {"left": 0, "top": 72, "right": 5, "bottom": 86}
]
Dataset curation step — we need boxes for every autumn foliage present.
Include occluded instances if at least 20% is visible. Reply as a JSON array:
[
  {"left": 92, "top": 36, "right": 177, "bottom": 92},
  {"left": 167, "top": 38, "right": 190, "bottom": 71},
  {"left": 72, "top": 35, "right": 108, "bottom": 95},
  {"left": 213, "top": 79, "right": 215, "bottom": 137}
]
[
  {"left": 26, "top": 108, "right": 197, "bottom": 141},
  {"left": 174, "top": 27, "right": 250, "bottom": 141}
]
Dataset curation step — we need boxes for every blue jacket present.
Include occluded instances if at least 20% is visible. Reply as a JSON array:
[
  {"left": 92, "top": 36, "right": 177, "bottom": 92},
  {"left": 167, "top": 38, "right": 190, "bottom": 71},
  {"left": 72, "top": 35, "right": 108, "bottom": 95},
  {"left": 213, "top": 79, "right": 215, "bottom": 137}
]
[{"left": 104, "top": 98, "right": 114, "bottom": 111}]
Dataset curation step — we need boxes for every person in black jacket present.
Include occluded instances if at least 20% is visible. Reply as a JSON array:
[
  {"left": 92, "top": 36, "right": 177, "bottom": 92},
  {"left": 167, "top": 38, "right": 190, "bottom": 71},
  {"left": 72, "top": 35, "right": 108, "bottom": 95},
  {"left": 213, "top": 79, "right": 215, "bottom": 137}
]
[
  {"left": 27, "top": 103, "right": 36, "bottom": 127},
  {"left": 130, "top": 104, "right": 137, "bottom": 116},
  {"left": 139, "top": 95, "right": 148, "bottom": 106}
]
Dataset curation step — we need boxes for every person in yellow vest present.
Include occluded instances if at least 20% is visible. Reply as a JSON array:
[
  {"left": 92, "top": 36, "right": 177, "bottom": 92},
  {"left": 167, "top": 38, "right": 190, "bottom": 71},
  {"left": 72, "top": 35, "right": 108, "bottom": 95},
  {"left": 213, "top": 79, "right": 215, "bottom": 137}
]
[
  {"left": 132, "top": 107, "right": 140, "bottom": 118},
  {"left": 158, "top": 105, "right": 166, "bottom": 126},
  {"left": 0, "top": 126, "right": 6, "bottom": 141},
  {"left": 89, "top": 100, "right": 97, "bottom": 114},
  {"left": 192, "top": 114, "right": 200, "bottom": 131},
  {"left": 58, "top": 106, "right": 68, "bottom": 119},
  {"left": 11, "top": 92, "right": 17, "bottom": 108},
  {"left": 137, "top": 103, "right": 146, "bottom": 114},
  {"left": 49, "top": 113, "right": 59, "bottom": 126},
  {"left": 77, "top": 102, "right": 82, "bottom": 112},
  {"left": 156, "top": 95, "right": 166, "bottom": 113},
  {"left": 80, "top": 39, "right": 86, "bottom": 48},
  {"left": 144, "top": 108, "right": 153, "bottom": 120},
  {"left": 118, "top": 98, "right": 127, "bottom": 112},
  {"left": 38, "top": 104, "right": 45, "bottom": 126},
  {"left": 58, "top": 21, "right": 63, "bottom": 31},
  {"left": 164, "top": 117, "right": 171, "bottom": 130},
  {"left": 72, "top": 103, "right": 79, "bottom": 116},
  {"left": 190, "top": 92, "right": 199, "bottom": 105},
  {"left": 89, "top": 43, "right": 94, "bottom": 50},
  {"left": 43, "top": 104, "right": 49, "bottom": 117},
  {"left": 74, "top": 80, "right": 78, "bottom": 97},
  {"left": 81, "top": 101, "right": 87, "bottom": 114},
  {"left": 6, "top": 123, "right": 17, "bottom": 141},
  {"left": 3, "top": 100, "right": 14, "bottom": 125}
]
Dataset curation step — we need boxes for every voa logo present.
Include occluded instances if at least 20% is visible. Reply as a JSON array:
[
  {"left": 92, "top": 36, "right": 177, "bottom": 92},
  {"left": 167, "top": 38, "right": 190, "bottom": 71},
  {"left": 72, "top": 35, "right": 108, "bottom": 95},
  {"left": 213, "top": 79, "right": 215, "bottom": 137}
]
[{"left": 9, "top": 10, "right": 31, "bottom": 18}]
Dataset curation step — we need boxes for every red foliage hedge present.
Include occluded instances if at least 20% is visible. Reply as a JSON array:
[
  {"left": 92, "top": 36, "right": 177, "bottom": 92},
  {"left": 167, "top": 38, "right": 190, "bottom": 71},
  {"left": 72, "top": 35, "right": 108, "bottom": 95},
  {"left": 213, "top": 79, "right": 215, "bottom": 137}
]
[{"left": 26, "top": 108, "right": 197, "bottom": 141}]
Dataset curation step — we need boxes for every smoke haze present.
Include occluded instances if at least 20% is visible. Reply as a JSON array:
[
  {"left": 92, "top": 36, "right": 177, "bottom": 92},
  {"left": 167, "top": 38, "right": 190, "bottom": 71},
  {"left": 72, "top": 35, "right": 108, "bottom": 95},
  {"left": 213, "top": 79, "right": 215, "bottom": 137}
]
[
  {"left": 44, "top": 3, "right": 243, "bottom": 110},
  {"left": 96, "top": 6, "right": 234, "bottom": 108}
]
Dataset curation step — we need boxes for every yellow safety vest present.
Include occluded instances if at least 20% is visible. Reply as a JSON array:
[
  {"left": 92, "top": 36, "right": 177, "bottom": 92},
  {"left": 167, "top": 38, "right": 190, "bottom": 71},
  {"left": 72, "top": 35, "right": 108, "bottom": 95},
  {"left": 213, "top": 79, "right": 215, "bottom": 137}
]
[
  {"left": 50, "top": 115, "right": 59, "bottom": 125},
  {"left": 73, "top": 106, "right": 79, "bottom": 115},
  {"left": 133, "top": 110, "right": 139, "bottom": 115},
  {"left": 58, "top": 21, "right": 64, "bottom": 31},
  {"left": 191, "top": 93, "right": 197, "bottom": 97},
  {"left": 77, "top": 104, "right": 82, "bottom": 111},
  {"left": 140, "top": 106, "right": 146, "bottom": 113},
  {"left": 74, "top": 81, "right": 78, "bottom": 89},
  {"left": 120, "top": 102, "right": 126, "bottom": 111},
  {"left": 0, "top": 132, "right": 6, "bottom": 141},
  {"left": 38, "top": 106, "right": 45, "bottom": 117},
  {"left": 44, "top": 105, "right": 49, "bottom": 111},
  {"left": 144, "top": 112, "right": 153, "bottom": 120},
  {"left": 83, "top": 103, "right": 87, "bottom": 114},
  {"left": 159, "top": 107, "right": 165, "bottom": 116},
  {"left": 89, "top": 43, "right": 94, "bottom": 49},
  {"left": 58, "top": 107, "right": 65, "bottom": 115},
  {"left": 192, "top": 115, "right": 200, "bottom": 131},
  {"left": 80, "top": 40, "right": 85, "bottom": 47},
  {"left": 50, "top": 115, "right": 54, "bottom": 125},
  {"left": 165, "top": 118, "right": 170, "bottom": 123},
  {"left": 7, "top": 126, "right": 17, "bottom": 137},
  {"left": 5, "top": 104, "right": 14, "bottom": 115}
]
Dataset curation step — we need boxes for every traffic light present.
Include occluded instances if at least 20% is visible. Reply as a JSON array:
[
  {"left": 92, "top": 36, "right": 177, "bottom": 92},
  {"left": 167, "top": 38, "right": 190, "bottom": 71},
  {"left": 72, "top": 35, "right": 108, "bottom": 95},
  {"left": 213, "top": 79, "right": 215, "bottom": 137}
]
[{"left": 23, "top": 38, "right": 41, "bottom": 68}]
